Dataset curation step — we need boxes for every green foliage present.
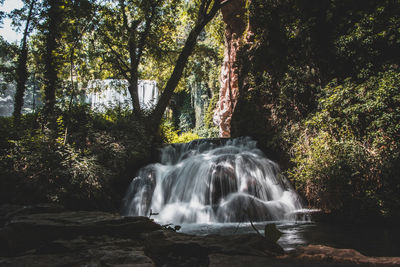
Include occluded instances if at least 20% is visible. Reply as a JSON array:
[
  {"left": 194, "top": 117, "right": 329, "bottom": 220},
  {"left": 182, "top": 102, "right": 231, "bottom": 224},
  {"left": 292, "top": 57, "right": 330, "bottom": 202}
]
[
  {"left": 159, "top": 119, "right": 200, "bottom": 144},
  {"left": 0, "top": 36, "right": 18, "bottom": 87},
  {"left": 198, "top": 91, "right": 220, "bottom": 138},
  {"left": 2, "top": 126, "right": 108, "bottom": 206},
  {"left": 137, "top": 0, "right": 192, "bottom": 89},
  {"left": 175, "top": 131, "right": 201, "bottom": 143},
  {"left": 289, "top": 69, "right": 400, "bottom": 217},
  {"left": 333, "top": 1, "right": 400, "bottom": 79},
  {"left": 204, "top": 89, "right": 218, "bottom": 130},
  {"left": 0, "top": 105, "right": 151, "bottom": 210},
  {"left": 167, "top": 11, "right": 223, "bottom": 138},
  {"left": 233, "top": 0, "right": 400, "bottom": 219},
  {"left": 159, "top": 119, "right": 178, "bottom": 143},
  {"left": 1, "top": 0, "right": 226, "bottom": 211}
]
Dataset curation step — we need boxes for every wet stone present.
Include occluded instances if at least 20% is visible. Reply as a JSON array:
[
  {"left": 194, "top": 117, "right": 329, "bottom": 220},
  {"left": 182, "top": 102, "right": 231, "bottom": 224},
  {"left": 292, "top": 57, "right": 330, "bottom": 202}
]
[{"left": 1, "top": 206, "right": 400, "bottom": 266}]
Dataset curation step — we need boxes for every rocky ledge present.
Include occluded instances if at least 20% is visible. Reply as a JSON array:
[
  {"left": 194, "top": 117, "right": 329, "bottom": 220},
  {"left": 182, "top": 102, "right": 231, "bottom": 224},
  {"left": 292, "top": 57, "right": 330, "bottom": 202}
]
[{"left": 0, "top": 205, "right": 399, "bottom": 267}]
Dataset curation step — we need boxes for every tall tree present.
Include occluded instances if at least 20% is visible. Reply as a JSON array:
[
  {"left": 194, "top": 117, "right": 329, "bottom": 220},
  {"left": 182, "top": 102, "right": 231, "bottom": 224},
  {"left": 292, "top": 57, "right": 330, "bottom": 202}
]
[
  {"left": 95, "top": 0, "right": 179, "bottom": 114},
  {"left": 12, "top": 0, "right": 37, "bottom": 122},
  {"left": 95, "top": 0, "right": 230, "bottom": 131},
  {"left": 43, "top": 0, "right": 63, "bottom": 117},
  {"left": 59, "top": 0, "right": 95, "bottom": 110},
  {"left": 150, "top": 0, "right": 230, "bottom": 130},
  {"left": 29, "top": 0, "right": 95, "bottom": 116}
]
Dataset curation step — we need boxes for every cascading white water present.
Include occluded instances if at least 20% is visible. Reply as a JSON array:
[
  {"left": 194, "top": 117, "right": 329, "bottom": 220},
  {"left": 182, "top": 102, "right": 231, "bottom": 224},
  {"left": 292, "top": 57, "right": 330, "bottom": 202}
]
[
  {"left": 86, "top": 79, "right": 158, "bottom": 111},
  {"left": 122, "top": 137, "right": 304, "bottom": 224}
]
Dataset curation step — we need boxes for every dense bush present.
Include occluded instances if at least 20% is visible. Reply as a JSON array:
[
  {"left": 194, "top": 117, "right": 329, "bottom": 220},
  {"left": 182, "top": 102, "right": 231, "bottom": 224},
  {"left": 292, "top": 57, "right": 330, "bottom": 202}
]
[
  {"left": 159, "top": 119, "right": 200, "bottom": 144},
  {"left": 290, "top": 70, "right": 400, "bottom": 218},
  {"left": 0, "top": 105, "right": 152, "bottom": 210},
  {"left": 232, "top": 0, "right": 400, "bottom": 219}
]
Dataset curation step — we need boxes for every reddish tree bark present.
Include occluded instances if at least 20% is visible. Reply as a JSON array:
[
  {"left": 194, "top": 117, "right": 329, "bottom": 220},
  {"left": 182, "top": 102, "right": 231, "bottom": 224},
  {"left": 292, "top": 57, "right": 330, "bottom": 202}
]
[{"left": 213, "top": 0, "right": 247, "bottom": 137}]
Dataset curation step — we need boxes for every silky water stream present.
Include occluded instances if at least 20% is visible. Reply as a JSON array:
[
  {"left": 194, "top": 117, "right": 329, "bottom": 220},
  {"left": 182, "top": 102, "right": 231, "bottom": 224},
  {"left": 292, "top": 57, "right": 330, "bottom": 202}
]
[{"left": 122, "top": 137, "right": 400, "bottom": 256}]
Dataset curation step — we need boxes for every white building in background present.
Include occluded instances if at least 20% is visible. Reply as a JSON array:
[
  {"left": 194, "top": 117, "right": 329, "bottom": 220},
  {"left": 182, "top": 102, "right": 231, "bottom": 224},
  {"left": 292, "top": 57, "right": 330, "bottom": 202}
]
[{"left": 86, "top": 79, "right": 158, "bottom": 112}]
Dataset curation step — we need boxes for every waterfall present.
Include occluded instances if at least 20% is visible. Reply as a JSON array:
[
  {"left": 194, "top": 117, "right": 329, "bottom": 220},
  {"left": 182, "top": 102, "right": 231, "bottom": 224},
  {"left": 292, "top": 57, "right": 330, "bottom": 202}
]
[
  {"left": 0, "top": 85, "right": 14, "bottom": 117},
  {"left": 1, "top": 79, "right": 158, "bottom": 117},
  {"left": 122, "top": 137, "right": 304, "bottom": 224},
  {"left": 86, "top": 79, "right": 158, "bottom": 111},
  {"left": 0, "top": 83, "right": 41, "bottom": 117}
]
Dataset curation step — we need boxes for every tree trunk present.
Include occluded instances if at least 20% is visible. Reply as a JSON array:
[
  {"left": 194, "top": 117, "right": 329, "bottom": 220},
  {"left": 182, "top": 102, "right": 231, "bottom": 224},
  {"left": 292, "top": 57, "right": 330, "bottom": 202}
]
[
  {"left": 213, "top": 0, "right": 247, "bottom": 137},
  {"left": 128, "top": 76, "right": 141, "bottom": 113},
  {"left": 43, "top": 0, "right": 61, "bottom": 117},
  {"left": 149, "top": 0, "right": 229, "bottom": 132},
  {"left": 150, "top": 24, "right": 206, "bottom": 131},
  {"left": 13, "top": 0, "right": 36, "bottom": 123}
]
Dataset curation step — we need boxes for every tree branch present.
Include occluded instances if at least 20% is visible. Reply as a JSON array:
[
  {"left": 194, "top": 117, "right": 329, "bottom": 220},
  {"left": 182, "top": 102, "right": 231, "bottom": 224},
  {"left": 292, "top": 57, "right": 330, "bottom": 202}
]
[
  {"left": 135, "top": 1, "right": 160, "bottom": 70},
  {"left": 149, "top": 0, "right": 234, "bottom": 129},
  {"left": 104, "top": 41, "right": 130, "bottom": 74},
  {"left": 204, "top": 0, "right": 212, "bottom": 14},
  {"left": 119, "top": 0, "right": 129, "bottom": 32},
  {"left": 218, "top": 0, "right": 233, "bottom": 8}
]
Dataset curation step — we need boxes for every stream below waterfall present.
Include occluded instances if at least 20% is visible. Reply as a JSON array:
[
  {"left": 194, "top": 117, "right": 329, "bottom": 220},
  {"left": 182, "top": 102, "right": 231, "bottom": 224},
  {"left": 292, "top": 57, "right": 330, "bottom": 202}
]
[
  {"left": 122, "top": 137, "right": 400, "bottom": 257},
  {"left": 179, "top": 221, "right": 400, "bottom": 257}
]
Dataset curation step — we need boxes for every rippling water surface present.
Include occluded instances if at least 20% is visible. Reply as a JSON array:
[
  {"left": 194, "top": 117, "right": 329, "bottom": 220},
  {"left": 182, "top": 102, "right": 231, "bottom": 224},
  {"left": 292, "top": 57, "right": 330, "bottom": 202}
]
[{"left": 179, "top": 221, "right": 400, "bottom": 257}]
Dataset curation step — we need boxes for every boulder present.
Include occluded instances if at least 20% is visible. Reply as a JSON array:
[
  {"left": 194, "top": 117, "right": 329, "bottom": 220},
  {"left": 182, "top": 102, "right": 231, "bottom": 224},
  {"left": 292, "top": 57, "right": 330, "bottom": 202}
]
[
  {"left": 287, "top": 245, "right": 400, "bottom": 266},
  {"left": 0, "top": 203, "right": 64, "bottom": 227},
  {"left": 0, "top": 210, "right": 160, "bottom": 256}
]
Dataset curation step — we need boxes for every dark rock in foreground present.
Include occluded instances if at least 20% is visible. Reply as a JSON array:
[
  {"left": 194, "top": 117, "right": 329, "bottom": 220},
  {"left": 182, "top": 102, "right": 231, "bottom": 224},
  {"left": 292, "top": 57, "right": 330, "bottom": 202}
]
[
  {"left": 286, "top": 245, "right": 400, "bottom": 266},
  {"left": 0, "top": 211, "right": 161, "bottom": 256},
  {"left": 0, "top": 205, "right": 399, "bottom": 266}
]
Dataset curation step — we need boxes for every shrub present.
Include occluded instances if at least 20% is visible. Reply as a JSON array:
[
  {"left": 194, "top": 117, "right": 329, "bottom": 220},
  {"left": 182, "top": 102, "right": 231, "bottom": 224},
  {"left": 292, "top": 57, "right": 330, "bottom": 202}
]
[
  {"left": 159, "top": 119, "right": 200, "bottom": 144},
  {"left": 0, "top": 105, "right": 152, "bottom": 210},
  {"left": 289, "top": 69, "right": 400, "bottom": 218}
]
